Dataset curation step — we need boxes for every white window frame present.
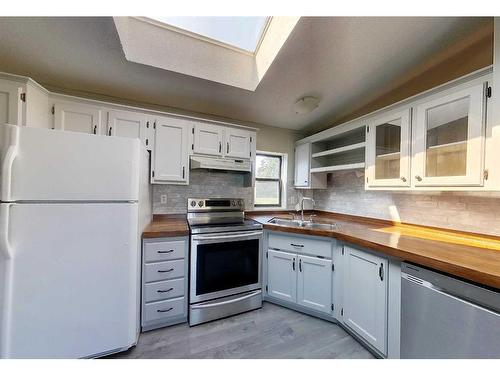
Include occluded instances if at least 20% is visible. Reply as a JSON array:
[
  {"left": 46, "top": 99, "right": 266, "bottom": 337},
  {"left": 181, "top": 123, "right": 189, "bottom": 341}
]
[{"left": 254, "top": 150, "right": 288, "bottom": 210}]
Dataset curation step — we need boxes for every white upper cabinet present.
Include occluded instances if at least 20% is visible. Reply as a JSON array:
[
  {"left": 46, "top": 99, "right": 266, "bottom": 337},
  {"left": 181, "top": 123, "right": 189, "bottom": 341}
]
[
  {"left": 0, "top": 79, "right": 23, "bottom": 126},
  {"left": 193, "top": 122, "right": 224, "bottom": 156},
  {"left": 267, "top": 249, "right": 297, "bottom": 304},
  {"left": 152, "top": 116, "right": 190, "bottom": 185},
  {"left": 225, "top": 128, "right": 252, "bottom": 159},
  {"left": 412, "top": 82, "right": 487, "bottom": 187},
  {"left": 294, "top": 142, "right": 311, "bottom": 187},
  {"left": 107, "top": 109, "right": 148, "bottom": 147},
  {"left": 53, "top": 100, "right": 102, "bottom": 135},
  {"left": 342, "top": 245, "right": 388, "bottom": 355},
  {"left": 366, "top": 108, "right": 411, "bottom": 188},
  {"left": 297, "top": 254, "right": 332, "bottom": 314}
]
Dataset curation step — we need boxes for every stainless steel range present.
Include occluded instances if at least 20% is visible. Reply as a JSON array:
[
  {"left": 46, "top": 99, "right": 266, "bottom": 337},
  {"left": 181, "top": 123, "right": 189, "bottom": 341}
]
[{"left": 188, "top": 198, "right": 263, "bottom": 326}]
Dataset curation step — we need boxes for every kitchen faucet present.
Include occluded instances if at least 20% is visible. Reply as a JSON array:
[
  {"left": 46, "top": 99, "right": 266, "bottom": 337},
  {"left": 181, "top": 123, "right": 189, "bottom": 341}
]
[{"left": 298, "top": 197, "right": 315, "bottom": 222}]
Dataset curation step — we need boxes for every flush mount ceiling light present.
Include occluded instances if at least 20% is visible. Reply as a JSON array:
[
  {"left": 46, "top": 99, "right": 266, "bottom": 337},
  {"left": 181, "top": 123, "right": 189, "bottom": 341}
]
[{"left": 294, "top": 96, "right": 320, "bottom": 114}]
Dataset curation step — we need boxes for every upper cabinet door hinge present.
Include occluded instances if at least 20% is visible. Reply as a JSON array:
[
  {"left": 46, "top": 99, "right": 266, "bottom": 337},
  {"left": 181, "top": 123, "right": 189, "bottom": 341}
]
[
  {"left": 20, "top": 93, "right": 26, "bottom": 102},
  {"left": 486, "top": 86, "right": 492, "bottom": 99}
]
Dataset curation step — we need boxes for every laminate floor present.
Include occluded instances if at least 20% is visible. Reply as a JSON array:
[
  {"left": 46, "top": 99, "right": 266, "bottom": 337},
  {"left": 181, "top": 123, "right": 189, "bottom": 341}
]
[{"left": 107, "top": 302, "right": 375, "bottom": 359}]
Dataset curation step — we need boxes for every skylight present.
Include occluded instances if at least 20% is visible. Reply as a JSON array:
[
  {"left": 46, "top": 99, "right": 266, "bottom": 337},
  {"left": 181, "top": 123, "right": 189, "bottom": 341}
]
[{"left": 148, "top": 16, "right": 269, "bottom": 52}]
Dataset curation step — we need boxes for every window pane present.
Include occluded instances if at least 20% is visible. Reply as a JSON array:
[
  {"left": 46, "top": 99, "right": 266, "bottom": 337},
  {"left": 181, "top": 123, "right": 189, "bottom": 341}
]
[
  {"left": 425, "top": 97, "right": 469, "bottom": 177},
  {"left": 255, "top": 180, "right": 280, "bottom": 206},
  {"left": 256, "top": 155, "right": 280, "bottom": 179},
  {"left": 375, "top": 119, "right": 401, "bottom": 180}
]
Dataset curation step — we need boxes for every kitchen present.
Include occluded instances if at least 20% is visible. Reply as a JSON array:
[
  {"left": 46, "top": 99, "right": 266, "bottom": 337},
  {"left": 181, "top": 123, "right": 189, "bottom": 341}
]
[{"left": 1, "top": 4, "right": 500, "bottom": 371}]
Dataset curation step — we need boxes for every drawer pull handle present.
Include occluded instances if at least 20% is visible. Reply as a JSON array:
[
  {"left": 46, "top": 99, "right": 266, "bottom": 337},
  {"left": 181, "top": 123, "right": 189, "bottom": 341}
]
[
  {"left": 157, "top": 250, "right": 174, "bottom": 254},
  {"left": 158, "top": 268, "right": 174, "bottom": 273},
  {"left": 291, "top": 243, "right": 304, "bottom": 248},
  {"left": 157, "top": 288, "right": 174, "bottom": 293},
  {"left": 157, "top": 308, "right": 173, "bottom": 313}
]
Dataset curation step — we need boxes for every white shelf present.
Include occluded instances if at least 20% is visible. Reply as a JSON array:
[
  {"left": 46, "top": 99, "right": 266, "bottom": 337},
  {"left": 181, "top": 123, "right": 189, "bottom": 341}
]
[
  {"left": 310, "top": 162, "right": 366, "bottom": 173},
  {"left": 427, "top": 140, "right": 467, "bottom": 151},
  {"left": 312, "top": 142, "right": 366, "bottom": 158},
  {"left": 376, "top": 151, "right": 400, "bottom": 160}
]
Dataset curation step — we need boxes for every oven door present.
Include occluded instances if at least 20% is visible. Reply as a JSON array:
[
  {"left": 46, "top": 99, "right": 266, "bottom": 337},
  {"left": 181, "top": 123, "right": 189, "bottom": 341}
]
[{"left": 190, "top": 230, "right": 262, "bottom": 303}]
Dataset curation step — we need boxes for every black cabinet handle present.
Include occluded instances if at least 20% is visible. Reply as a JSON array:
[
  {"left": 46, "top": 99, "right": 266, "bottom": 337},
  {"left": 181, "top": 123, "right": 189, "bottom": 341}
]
[
  {"left": 379, "top": 263, "right": 384, "bottom": 281},
  {"left": 157, "top": 250, "right": 174, "bottom": 254},
  {"left": 299, "top": 259, "right": 302, "bottom": 272},
  {"left": 108, "top": 127, "right": 112, "bottom": 136},
  {"left": 227, "top": 142, "right": 229, "bottom": 154},
  {"left": 292, "top": 258, "right": 295, "bottom": 271},
  {"left": 182, "top": 166, "right": 185, "bottom": 179},
  {"left": 157, "top": 288, "right": 174, "bottom": 294},
  {"left": 157, "top": 308, "right": 173, "bottom": 313},
  {"left": 219, "top": 141, "right": 222, "bottom": 153},
  {"left": 158, "top": 268, "right": 174, "bottom": 273},
  {"left": 291, "top": 243, "right": 304, "bottom": 248},
  {"left": 93, "top": 125, "right": 97, "bottom": 135}
]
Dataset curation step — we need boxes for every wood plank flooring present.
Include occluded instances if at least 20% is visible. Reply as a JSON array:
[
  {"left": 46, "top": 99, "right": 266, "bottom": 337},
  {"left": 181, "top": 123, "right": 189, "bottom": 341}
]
[{"left": 107, "top": 302, "right": 375, "bottom": 359}]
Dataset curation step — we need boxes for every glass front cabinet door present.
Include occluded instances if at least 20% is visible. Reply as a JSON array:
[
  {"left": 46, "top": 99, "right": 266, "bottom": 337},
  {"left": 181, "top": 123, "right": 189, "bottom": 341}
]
[
  {"left": 366, "top": 108, "right": 411, "bottom": 188},
  {"left": 412, "top": 82, "right": 486, "bottom": 187}
]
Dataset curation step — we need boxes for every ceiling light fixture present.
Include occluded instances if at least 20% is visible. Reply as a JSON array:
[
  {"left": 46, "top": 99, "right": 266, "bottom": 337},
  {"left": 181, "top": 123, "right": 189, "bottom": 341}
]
[{"left": 293, "top": 96, "right": 320, "bottom": 114}]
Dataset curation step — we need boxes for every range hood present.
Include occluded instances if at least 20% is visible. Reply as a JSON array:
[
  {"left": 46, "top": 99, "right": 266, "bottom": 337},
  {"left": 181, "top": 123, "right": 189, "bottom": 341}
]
[{"left": 190, "top": 155, "right": 252, "bottom": 172}]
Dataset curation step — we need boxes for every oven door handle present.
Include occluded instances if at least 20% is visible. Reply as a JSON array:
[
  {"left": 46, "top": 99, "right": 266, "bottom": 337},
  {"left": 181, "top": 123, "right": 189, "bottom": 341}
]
[
  {"left": 191, "top": 290, "right": 262, "bottom": 309},
  {"left": 192, "top": 231, "right": 262, "bottom": 241}
]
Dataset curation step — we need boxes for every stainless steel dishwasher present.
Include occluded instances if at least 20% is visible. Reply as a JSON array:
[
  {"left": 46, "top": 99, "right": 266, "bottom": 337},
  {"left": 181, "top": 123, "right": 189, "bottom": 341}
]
[{"left": 401, "top": 262, "right": 500, "bottom": 359}]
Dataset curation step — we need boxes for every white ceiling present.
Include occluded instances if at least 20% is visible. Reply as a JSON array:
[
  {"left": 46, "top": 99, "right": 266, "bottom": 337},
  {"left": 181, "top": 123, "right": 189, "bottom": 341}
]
[{"left": 0, "top": 17, "right": 491, "bottom": 132}]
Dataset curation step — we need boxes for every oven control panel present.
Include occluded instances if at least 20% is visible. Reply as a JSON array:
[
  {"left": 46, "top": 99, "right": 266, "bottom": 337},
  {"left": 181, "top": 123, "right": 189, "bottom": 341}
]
[{"left": 187, "top": 198, "right": 244, "bottom": 212}]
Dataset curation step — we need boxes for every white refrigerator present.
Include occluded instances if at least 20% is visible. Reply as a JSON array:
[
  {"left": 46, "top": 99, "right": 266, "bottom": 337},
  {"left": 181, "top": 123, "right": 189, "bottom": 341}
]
[{"left": 0, "top": 123, "right": 151, "bottom": 358}]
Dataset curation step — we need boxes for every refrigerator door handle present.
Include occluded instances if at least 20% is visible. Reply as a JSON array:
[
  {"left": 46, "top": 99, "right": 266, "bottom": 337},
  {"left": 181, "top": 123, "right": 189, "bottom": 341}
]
[
  {"left": 1, "top": 125, "right": 19, "bottom": 201},
  {"left": 0, "top": 203, "right": 12, "bottom": 258}
]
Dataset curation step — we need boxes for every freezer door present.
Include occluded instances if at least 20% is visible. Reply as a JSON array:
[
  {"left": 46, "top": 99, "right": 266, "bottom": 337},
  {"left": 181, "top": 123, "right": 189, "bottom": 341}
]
[
  {"left": 0, "top": 124, "right": 140, "bottom": 202},
  {"left": 0, "top": 202, "right": 140, "bottom": 358}
]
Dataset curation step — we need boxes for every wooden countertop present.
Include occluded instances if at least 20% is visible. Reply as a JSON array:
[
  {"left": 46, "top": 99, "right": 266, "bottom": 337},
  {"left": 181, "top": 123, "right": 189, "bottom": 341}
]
[
  {"left": 247, "top": 211, "right": 500, "bottom": 289},
  {"left": 142, "top": 214, "right": 189, "bottom": 238}
]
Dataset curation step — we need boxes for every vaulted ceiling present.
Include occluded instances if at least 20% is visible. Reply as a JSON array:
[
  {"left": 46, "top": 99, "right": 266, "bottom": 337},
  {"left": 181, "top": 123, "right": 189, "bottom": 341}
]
[{"left": 0, "top": 17, "right": 492, "bottom": 133}]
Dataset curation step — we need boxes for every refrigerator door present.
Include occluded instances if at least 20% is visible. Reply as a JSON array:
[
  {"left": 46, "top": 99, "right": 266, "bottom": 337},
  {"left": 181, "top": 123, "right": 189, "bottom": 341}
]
[
  {"left": 0, "top": 124, "right": 140, "bottom": 202},
  {"left": 0, "top": 202, "right": 140, "bottom": 358}
]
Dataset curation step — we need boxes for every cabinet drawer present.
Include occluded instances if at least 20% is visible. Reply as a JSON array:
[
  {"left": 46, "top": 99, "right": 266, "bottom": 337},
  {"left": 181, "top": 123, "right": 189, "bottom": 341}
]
[
  {"left": 144, "top": 259, "right": 184, "bottom": 283},
  {"left": 144, "top": 297, "right": 185, "bottom": 322},
  {"left": 144, "top": 278, "right": 185, "bottom": 303},
  {"left": 268, "top": 232, "right": 332, "bottom": 258},
  {"left": 144, "top": 240, "right": 186, "bottom": 263}
]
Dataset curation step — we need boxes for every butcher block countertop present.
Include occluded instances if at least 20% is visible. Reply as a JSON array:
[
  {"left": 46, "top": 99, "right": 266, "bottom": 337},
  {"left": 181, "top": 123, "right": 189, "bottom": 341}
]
[
  {"left": 142, "top": 214, "right": 190, "bottom": 238},
  {"left": 247, "top": 211, "right": 500, "bottom": 289}
]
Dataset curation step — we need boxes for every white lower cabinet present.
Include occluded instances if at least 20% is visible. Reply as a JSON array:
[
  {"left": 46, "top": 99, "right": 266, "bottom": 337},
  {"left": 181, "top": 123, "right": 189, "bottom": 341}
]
[
  {"left": 267, "top": 249, "right": 297, "bottom": 303},
  {"left": 266, "top": 233, "right": 334, "bottom": 315},
  {"left": 141, "top": 237, "right": 188, "bottom": 331},
  {"left": 342, "top": 244, "right": 388, "bottom": 355},
  {"left": 297, "top": 255, "right": 332, "bottom": 314}
]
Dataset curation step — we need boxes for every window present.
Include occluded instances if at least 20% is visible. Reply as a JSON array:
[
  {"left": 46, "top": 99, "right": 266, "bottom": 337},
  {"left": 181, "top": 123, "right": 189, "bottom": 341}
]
[
  {"left": 146, "top": 16, "right": 269, "bottom": 52},
  {"left": 255, "top": 152, "right": 286, "bottom": 208}
]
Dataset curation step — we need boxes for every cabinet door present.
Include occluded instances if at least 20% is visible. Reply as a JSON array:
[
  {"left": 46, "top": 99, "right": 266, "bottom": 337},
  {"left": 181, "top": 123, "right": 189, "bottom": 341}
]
[
  {"left": 294, "top": 142, "right": 310, "bottom": 187},
  {"left": 152, "top": 116, "right": 189, "bottom": 184},
  {"left": 412, "top": 82, "right": 486, "bottom": 187},
  {"left": 193, "top": 123, "right": 223, "bottom": 156},
  {"left": 0, "top": 79, "right": 23, "bottom": 125},
  {"left": 267, "top": 249, "right": 297, "bottom": 303},
  {"left": 54, "top": 101, "right": 102, "bottom": 134},
  {"left": 225, "top": 128, "right": 252, "bottom": 159},
  {"left": 107, "top": 109, "right": 147, "bottom": 147},
  {"left": 297, "top": 255, "right": 332, "bottom": 314},
  {"left": 343, "top": 245, "right": 387, "bottom": 354},
  {"left": 366, "top": 109, "right": 411, "bottom": 187}
]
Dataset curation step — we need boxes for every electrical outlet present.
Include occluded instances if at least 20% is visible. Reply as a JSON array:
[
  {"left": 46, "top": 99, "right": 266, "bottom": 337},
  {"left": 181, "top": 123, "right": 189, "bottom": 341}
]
[{"left": 160, "top": 195, "right": 167, "bottom": 204}]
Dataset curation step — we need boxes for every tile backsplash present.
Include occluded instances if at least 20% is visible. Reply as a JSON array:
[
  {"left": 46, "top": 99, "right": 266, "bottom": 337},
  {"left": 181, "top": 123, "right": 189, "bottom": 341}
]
[
  {"left": 313, "top": 170, "right": 500, "bottom": 236},
  {"left": 153, "top": 169, "right": 307, "bottom": 214}
]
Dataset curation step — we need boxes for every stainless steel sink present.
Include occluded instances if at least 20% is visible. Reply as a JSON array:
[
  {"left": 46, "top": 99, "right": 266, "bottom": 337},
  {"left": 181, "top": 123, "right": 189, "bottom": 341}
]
[{"left": 268, "top": 218, "right": 339, "bottom": 231}]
